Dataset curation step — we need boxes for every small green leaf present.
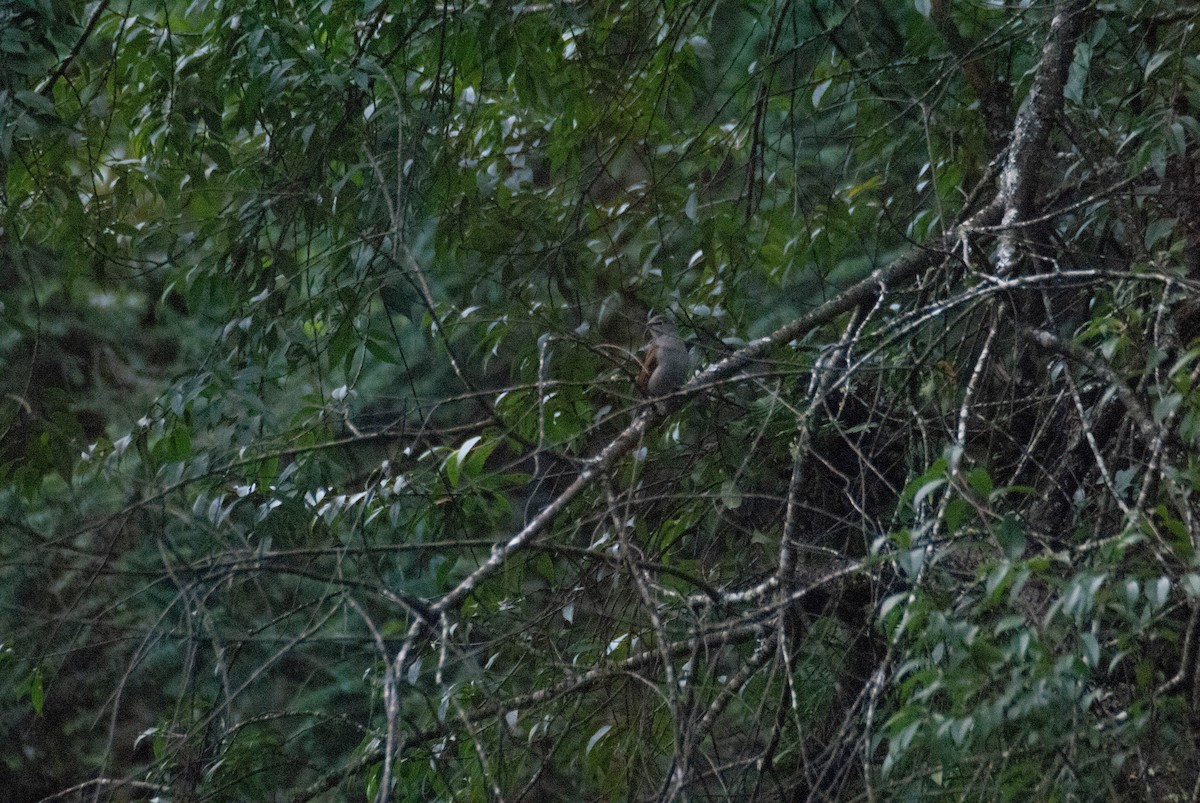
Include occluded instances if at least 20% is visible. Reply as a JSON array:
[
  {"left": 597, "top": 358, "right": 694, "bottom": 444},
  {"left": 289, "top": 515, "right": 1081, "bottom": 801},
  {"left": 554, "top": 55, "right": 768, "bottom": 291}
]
[
  {"left": 1144, "top": 51, "right": 1171, "bottom": 80},
  {"left": 944, "top": 498, "right": 970, "bottom": 532},
  {"left": 30, "top": 669, "right": 44, "bottom": 715},
  {"left": 15, "top": 90, "right": 56, "bottom": 119},
  {"left": 1064, "top": 40, "right": 1091, "bottom": 105},
  {"left": 445, "top": 436, "right": 482, "bottom": 487},
  {"left": 912, "top": 478, "right": 945, "bottom": 509},
  {"left": 995, "top": 515, "right": 1025, "bottom": 560},
  {"left": 966, "top": 467, "right": 993, "bottom": 499},
  {"left": 1145, "top": 217, "right": 1176, "bottom": 251},
  {"left": 1183, "top": 573, "right": 1200, "bottom": 598}
]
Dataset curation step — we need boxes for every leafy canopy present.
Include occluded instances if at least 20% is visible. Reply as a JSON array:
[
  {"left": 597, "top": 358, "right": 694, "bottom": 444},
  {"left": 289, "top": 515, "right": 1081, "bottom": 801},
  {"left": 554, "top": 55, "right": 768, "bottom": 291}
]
[{"left": 4, "top": 1, "right": 1200, "bottom": 800}]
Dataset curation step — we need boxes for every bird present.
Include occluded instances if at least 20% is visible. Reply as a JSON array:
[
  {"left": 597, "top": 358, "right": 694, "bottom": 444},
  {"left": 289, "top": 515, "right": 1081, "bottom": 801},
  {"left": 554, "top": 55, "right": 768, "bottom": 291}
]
[{"left": 636, "top": 314, "right": 689, "bottom": 397}]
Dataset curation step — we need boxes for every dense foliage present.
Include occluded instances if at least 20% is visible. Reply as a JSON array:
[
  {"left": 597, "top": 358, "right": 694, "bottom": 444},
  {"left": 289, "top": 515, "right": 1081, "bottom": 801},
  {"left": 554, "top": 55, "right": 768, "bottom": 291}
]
[{"left": 5, "top": 0, "right": 1200, "bottom": 800}]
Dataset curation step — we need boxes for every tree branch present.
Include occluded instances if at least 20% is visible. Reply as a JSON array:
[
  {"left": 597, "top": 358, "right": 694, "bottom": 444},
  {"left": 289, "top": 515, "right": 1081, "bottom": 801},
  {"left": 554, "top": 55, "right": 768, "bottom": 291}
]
[{"left": 995, "top": 1, "right": 1090, "bottom": 274}]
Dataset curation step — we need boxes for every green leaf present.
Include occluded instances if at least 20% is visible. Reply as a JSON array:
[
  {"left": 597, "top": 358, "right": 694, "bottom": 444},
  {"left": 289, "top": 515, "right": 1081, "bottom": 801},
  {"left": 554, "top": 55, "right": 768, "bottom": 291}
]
[
  {"left": 966, "top": 467, "right": 993, "bottom": 499},
  {"left": 1145, "top": 217, "right": 1176, "bottom": 251},
  {"left": 1144, "top": 51, "right": 1170, "bottom": 80},
  {"left": 1064, "top": 40, "right": 1091, "bottom": 105},
  {"left": 995, "top": 515, "right": 1025, "bottom": 560},
  {"left": 719, "top": 479, "right": 742, "bottom": 510},
  {"left": 445, "top": 436, "right": 482, "bottom": 487},
  {"left": 29, "top": 669, "right": 44, "bottom": 715},
  {"left": 14, "top": 90, "right": 56, "bottom": 119}
]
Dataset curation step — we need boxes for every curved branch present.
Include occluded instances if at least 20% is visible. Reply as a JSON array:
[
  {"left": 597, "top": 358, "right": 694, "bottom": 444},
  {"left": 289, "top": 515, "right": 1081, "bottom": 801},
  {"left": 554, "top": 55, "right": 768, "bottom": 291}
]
[{"left": 37, "top": 1, "right": 112, "bottom": 97}]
